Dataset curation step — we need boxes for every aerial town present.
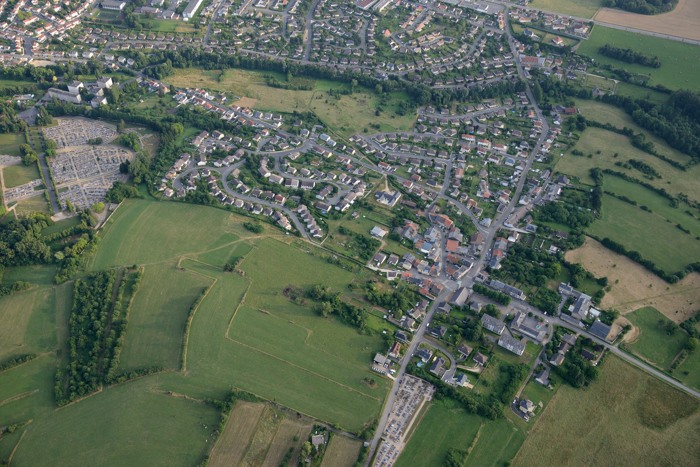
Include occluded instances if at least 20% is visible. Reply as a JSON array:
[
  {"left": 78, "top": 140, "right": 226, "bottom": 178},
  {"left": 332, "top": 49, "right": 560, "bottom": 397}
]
[{"left": 0, "top": 0, "right": 699, "bottom": 465}]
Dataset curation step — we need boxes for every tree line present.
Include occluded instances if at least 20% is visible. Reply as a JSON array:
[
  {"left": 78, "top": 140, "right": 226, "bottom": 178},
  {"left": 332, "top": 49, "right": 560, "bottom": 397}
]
[
  {"left": 602, "top": 0, "right": 677, "bottom": 14},
  {"left": 599, "top": 44, "right": 661, "bottom": 68}
]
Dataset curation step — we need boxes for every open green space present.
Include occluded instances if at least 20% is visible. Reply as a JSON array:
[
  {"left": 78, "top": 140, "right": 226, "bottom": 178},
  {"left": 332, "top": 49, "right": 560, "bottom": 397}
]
[
  {"left": 465, "top": 417, "right": 527, "bottom": 467},
  {"left": 118, "top": 263, "right": 213, "bottom": 371},
  {"left": 12, "top": 195, "right": 50, "bottom": 216},
  {"left": 626, "top": 307, "right": 690, "bottom": 369},
  {"left": 676, "top": 349, "right": 700, "bottom": 391},
  {"left": 165, "top": 68, "right": 416, "bottom": 137},
  {"left": 577, "top": 26, "right": 700, "bottom": 91},
  {"left": 588, "top": 195, "right": 700, "bottom": 273},
  {"left": 555, "top": 126, "right": 700, "bottom": 201},
  {"left": 0, "top": 287, "right": 55, "bottom": 361},
  {"left": 2, "top": 163, "right": 40, "bottom": 189},
  {"left": 530, "top": 0, "right": 602, "bottom": 17},
  {"left": 513, "top": 356, "right": 700, "bottom": 466},
  {"left": 0, "top": 133, "right": 24, "bottom": 157},
  {"left": 11, "top": 378, "right": 219, "bottom": 467}
]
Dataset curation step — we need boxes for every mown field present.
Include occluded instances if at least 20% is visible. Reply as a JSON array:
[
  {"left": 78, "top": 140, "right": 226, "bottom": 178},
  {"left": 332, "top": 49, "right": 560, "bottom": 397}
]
[
  {"left": 0, "top": 133, "right": 24, "bottom": 157},
  {"left": 625, "top": 307, "right": 689, "bottom": 370},
  {"left": 530, "top": 0, "right": 602, "bottom": 17},
  {"left": 576, "top": 26, "right": 700, "bottom": 91},
  {"left": 164, "top": 68, "right": 416, "bottom": 137},
  {"left": 513, "top": 356, "right": 700, "bottom": 466},
  {"left": 397, "top": 398, "right": 526, "bottom": 467},
  {"left": 321, "top": 434, "right": 362, "bottom": 467},
  {"left": 2, "top": 164, "right": 40, "bottom": 189},
  {"left": 588, "top": 194, "right": 700, "bottom": 273}
]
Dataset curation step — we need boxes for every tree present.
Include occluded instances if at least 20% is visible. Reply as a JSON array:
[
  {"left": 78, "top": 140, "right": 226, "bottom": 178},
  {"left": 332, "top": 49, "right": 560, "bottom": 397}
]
[
  {"left": 300, "top": 441, "right": 312, "bottom": 461},
  {"left": 19, "top": 144, "right": 37, "bottom": 166}
]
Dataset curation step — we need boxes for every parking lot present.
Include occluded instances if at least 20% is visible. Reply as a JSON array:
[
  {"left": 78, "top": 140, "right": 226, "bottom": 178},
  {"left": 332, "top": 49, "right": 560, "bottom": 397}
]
[{"left": 374, "top": 375, "right": 436, "bottom": 466}]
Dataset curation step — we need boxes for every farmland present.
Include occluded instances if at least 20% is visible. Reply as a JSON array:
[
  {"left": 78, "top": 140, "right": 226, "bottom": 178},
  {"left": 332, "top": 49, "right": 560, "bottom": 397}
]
[
  {"left": 396, "top": 398, "right": 526, "bottom": 467},
  {"left": 587, "top": 194, "right": 700, "bottom": 274},
  {"left": 513, "top": 356, "right": 700, "bottom": 466},
  {"left": 321, "top": 435, "right": 362, "bottom": 467},
  {"left": 565, "top": 237, "right": 700, "bottom": 322},
  {"left": 164, "top": 68, "right": 416, "bottom": 137},
  {"left": 625, "top": 307, "right": 689, "bottom": 369},
  {"left": 593, "top": 0, "right": 700, "bottom": 42},
  {"left": 530, "top": 0, "right": 602, "bottom": 18},
  {"left": 576, "top": 26, "right": 700, "bottom": 91}
]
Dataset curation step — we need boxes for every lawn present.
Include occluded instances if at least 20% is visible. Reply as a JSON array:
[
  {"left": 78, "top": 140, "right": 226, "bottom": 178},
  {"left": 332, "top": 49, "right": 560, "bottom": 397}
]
[
  {"left": 555, "top": 127, "right": 700, "bottom": 201},
  {"left": 530, "top": 0, "right": 602, "bottom": 17},
  {"left": 165, "top": 68, "right": 416, "bottom": 137},
  {"left": 10, "top": 378, "right": 219, "bottom": 467},
  {"left": 625, "top": 307, "right": 689, "bottom": 370},
  {"left": 577, "top": 26, "right": 700, "bottom": 91},
  {"left": 321, "top": 434, "right": 362, "bottom": 467},
  {"left": 12, "top": 194, "right": 50, "bottom": 216},
  {"left": 513, "top": 356, "right": 700, "bottom": 466},
  {"left": 118, "top": 263, "right": 213, "bottom": 371},
  {"left": 0, "top": 133, "right": 24, "bottom": 157},
  {"left": 588, "top": 195, "right": 700, "bottom": 273},
  {"left": 2, "top": 164, "right": 39, "bottom": 188}
]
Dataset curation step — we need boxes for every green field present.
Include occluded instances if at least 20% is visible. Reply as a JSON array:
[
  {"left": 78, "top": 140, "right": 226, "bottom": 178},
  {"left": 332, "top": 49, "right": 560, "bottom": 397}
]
[
  {"left": 397, "top": 398, "right": 526, "bottom": 467},
  {"left": 0, "top": 133, "right": 24, "bottom": 157},
  {"left": 11, "top": 378, "right": 219, "bottom": 467},
  {"left": 556, "top": 126, "right": 700, "bottom": 201},
  {"left": 0, "top": 287, "right": 55, "bottom": 361},
  {"left": 118, "top": 264, "right": 213, "bottom": 370},
  {"left": 577, "top": 26, "right": 700, "bottom": 91},
  {"left": 12, "top": 195, "right": 50, "bottom": 216},
  {"left": 626, "top": 307, "right": 690, "bottom": 369},
  {"left": 2, "top": 163, "right": 40, "bottom": 189},
  {"left": 513, "top": 356, "right": 700, "bottom": 466},
  {"left": 165, "top": 68, "right": 416, "bottom": 137},
  {"left": 588, "top": 195, "right": 700, "bottom": 273},
  {"left": 530, "top": 0, "right": 602, "bottom": 17}
]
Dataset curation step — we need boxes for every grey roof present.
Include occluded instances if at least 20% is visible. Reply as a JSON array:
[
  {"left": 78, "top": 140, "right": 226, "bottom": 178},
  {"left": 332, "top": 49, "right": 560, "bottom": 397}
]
[
  {"left": 589, "top": 320, "right": 612, "bottom": 342},
  {"left": 481, "top": 313, "right": 506, "bottom": 335},
  {"left": 498, "top": 334, "right": 526, "bottom": 355}
]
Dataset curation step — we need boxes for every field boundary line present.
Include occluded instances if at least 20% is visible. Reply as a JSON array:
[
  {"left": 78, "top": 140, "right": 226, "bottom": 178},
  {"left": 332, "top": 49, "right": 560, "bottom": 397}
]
[
  {"left": 226, "top": 337, "right": 381, "bottom": 401},
  {"left": 180, "top": 277, "right": 217, "bottom": 373},
  {"left": 225, "top": 282, "right": 252, "bottom": 339},
  {"left": 0, "top": 390, "right": 39, "bottom": 408},
  {"left": 7, "top": 427, "right": 28, "bottom": 466}
]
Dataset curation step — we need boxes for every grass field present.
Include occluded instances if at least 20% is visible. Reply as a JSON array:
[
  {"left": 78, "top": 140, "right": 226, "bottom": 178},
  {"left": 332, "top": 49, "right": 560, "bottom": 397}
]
[
  {"left": 165, "top": 68, "right": 416, "bottom": 137},
  {"left": 118, "top": 263, "right": 213, "bottom": 370},
  {"left": 209, "top": 401, "right": 266, "bottom": 467},
  {"left": 2, "top": 164, "right": 40, "bottom": 189},
  {"left": 12, "top": 194, "right": 50, "bottom": 216},
  {"left": 577, "top": 26, "right": 700, "bottom": 91},
  {"left": 513, "top": 356, "right": 700, "bottom": 466},
  {"left": 565, "top": 237, "right": 700, "bottom": 323},
  {"left": 321, "top": 435, "right": 362, "bottom": 467},
  {"left": 530, "top": 0, "right": 602, "bottom": 17},
  {"left": 397, "top": 398, "right": 526, "bottom": 467},
  {"left": 588, "top": 195, "right": 700, "bottom": 273},
  {"left": 0, "top": 287, "right": 55, "bottom": 361},
  {"left": 11, "top": 378, "right": 219, "bottom": 467},
  {"left": 0, "top": 133, "right": 24, "bottom": 157},
  {"left": 626, "top": 307, "right": 689, "bottom": 369},
  {"left": 556, "top": 126, "right": 700, "bottom": 201}
]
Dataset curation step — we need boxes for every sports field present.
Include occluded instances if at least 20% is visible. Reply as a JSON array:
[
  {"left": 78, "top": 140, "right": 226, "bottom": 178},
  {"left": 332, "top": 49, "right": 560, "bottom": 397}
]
[
  {"left": 577, "top": 26, "right": 700, "bottom": 91},
  {"left": 565, "top": 237, "right": 700, "bottom": 323},
  {"left": 513, "top": 356, "right": 700, "bottom": 466},
  {"left": 165, "top": 68, "right": 416, "bottom": 137},
  {"left": 588, "top": 195, "right": 700, "bottom": 273},
  {"left": 594, "top": 0, "right": 700, "bottom": 42}
]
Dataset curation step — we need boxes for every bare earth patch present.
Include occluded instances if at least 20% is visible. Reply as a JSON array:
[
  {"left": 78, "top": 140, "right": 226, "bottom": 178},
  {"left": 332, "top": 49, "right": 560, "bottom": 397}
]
[
  {"left": 565, "top": 237, "right": 700, "bottom": 323},
  {"left": 594, "top": 0, "right": 700, "bottom": 42}
]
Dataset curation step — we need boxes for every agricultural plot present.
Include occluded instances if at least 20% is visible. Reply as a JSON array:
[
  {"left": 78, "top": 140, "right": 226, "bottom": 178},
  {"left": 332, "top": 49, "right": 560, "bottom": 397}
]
[
  {"left": 10, "top": 378, "right": 219, "bottom": 467},
  {"left": 588, "top": 195, "right": 700, "bottom": 274},
  {"left": 530, "top": 0, "right": 602, "bottom": 17},
  {"left": 576, "top": 26, "right": 700, "bottom": 91},
  {"left": 513, "top": 356, "right": 700, "bottom": 466},
  {"left": 118, "top": 263, "right": 213, "bottom": 371},
  {"left": 625, "top": 307, "right": 690, "bottom": 370},
  {"left": 209, "top": 402, "right": 266, "bottom": 467},
  {"left": 0, "top": 287, "right": 55, "bottom": 361},
  {"left": 321, "top": 435, "right": 362, "bottom": 467},
  {"left": 594, "top": 0, "right": 700, "bottom": 42},
  {"left": 565, "top": 237, "right": 700, "bottom": 323},
  {"left": 464, "top": 418, "right": 526, "bottom": 467},
  {"left": 165, "top": 68, "right": 416, "bottom": 137}
]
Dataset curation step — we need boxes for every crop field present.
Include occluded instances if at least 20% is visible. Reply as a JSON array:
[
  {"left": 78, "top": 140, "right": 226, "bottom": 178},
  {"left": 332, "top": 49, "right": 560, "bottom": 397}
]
[
  {"left": 321, "top": 435, "right": 362, "bottom": 467},
  {"left": 576, "top": 26, "right": 700, "bottom": 91},
  {"left": 165, "top": 68, "right": 416, "bottom": 137},
  {"left": 556, "top": 127, "right": 700, "bottom": 201},
  {"left": 513, "top": 356, "right": 700, "bottom": 466},
  {"left": 530, "top": 0, "right": 601, "bottom": 18},
  {"left": 594, "top": 0, "right": 700, "bottom": 42},
  {"left": 209, "top": 401, "right": 266, "bottom": 467},
  {"left": 588, "top": 195, "right": 700, "bottom": 273},
  {"left": 10, "top": 378, "right": 219, "bottom": 467},
  {"left": 118, "top": 263, "right": 213, "bottom": 370},
  {"left": 0, "top": 133, "right": 24, "bottom": 157},
  {"left": 625, "top": 307, "right": 689, "bottom": 369},
  {"left": 565, "top": 237, "right": 700, "bottom": 323},
  {"left": 2, "top": 164, "right": 40, "bottom": 189},
  {"left": 464, "top": 418, "right": 526, "bottom": 467}
]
